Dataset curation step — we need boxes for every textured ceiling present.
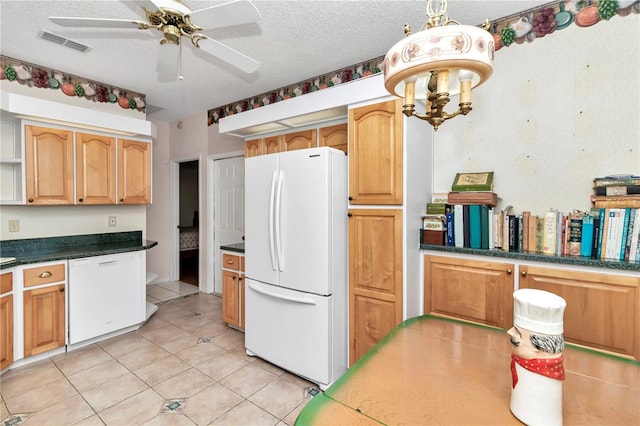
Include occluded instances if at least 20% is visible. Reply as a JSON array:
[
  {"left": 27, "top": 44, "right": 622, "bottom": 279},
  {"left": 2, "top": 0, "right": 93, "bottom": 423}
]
[{"left": 0, "top": 1, "right": 547, "bottom": 122}]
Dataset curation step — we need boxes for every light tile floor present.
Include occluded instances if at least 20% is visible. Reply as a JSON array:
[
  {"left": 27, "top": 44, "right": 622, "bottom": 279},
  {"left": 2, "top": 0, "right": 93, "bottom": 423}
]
[
  {"left": 146, "top": 281, "right": 200, "bottom": 304},
  {"left": 0, "top": 285, "right": 316, "bottom": 426}
]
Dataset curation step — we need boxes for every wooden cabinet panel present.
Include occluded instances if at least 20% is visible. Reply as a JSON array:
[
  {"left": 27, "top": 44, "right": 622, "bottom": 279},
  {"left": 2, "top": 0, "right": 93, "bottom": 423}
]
[
  {"left": 117, "top": 139, "right": 151, "bottom": 204},
  {"left": 24, "top": 125, "right": 74, "bottom": 205},
  {"left": 76, "top": 132, "right": 116, "bottom": 204},
  {"left": 222, "top": 270, "right": 240, "bottom": 327},
  {"left": 24, "top": 263, "right": 65, "bottom": 287},
  {"left": 263, "top": 136, "right": 282, "bottom": 154},
  {"left": 319, "top": 124, "right": 348, "bottom": 154},
  {"left": 348, "top": 100, "right": 403, "bottom": 205},
  {"left": 424, "top": 256, "right": 515, "bottom": 329},
  {"left": 239, "top": 274, "right": 245, "bottom": 329},
  {"left": 282, "top": 129, "right": 317, "bottom": 152},
  {"left": 24, "top": 283, "right": 66, "bottom": 357},
  {"left": 0, "top": 294, "right": 13, "bottom": 370},
  {"left": 245, "top": 139, "right": 262, "bottom": 158},
  {"left": 348, "top": 209, "right": 402, "bottom": 365},
  {"left": 519, "top": 265, "right": 640, "bottom": 360},
  {"left": 1, "top": 271, "right": 12, "bottom": 294},
  {"left": 222, "top": 253, "right": 240, "bottom": 271}
]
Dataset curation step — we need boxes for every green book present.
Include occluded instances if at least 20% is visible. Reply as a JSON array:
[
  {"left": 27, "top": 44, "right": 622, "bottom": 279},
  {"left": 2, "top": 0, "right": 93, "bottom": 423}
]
[{"left": 451, "top": 172, "right": 494, "bottom": 192}]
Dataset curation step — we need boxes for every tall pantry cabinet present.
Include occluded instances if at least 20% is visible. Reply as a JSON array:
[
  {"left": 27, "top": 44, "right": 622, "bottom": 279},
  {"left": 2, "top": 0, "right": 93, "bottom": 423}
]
[{"left": 347, "top": 98, "right": 432, "bottom": 365}]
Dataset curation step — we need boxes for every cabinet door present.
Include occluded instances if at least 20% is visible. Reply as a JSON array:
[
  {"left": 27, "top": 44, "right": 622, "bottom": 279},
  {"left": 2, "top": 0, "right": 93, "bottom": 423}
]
[
  {"left": 263, "top": 136, "right": 281, "bottom": 154},
  {"left": 348, "top": 209, "right": 402, "bottom": 365},
  {"left": 24, "top": 125, "right": 74, "bottom": 205},
  {"left": 0, "top": 294, "right": 13, "bottom": 370},
  {"left": 222, "top": 270, "right": 240, "bottom": 327},
  {"left": 519, "top": 265, "right": 640, "bottom": 360},
  {"left": 24, "top": 284, "right": 66, "bottom": 357},
  {"left": 245, "top": 139, "right": 262, "bottom": 158},
  {"left": 319, "top": 123, "right": 348, "bottom": 154},
  {"left": 76, "top": 132, "right": 116, "bottom": 204},
  {"left": 348, "top": 100, "right": 403, "bottom": 205},
  {"left": 424, "top": 256, "right": 515, "bottom": 329},
  {"left": 239, "top": 274, "right": 245, "bottom": 329},
  {"left": 282, "top": 129, "right": 317, "bottom": 152},
  {"left": 117, "top": 139, "right": 151, "bottom": 204}
]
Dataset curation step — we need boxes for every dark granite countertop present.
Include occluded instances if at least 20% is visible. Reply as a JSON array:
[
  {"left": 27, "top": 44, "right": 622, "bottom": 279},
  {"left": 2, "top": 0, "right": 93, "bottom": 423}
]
[
  {"left": 421, "top": 244, "right": 640, "bottom": 272},
  {"left": 220, "top": 242, "right": 244, "bottom": 253},
  {"left": 1, "top": 231, "right": 157, "bottom": 270}
]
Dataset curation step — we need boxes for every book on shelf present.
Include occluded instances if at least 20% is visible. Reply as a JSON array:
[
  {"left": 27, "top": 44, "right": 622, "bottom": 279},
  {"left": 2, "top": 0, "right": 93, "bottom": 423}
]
[
  {"left": 451, "top": 171, "right": 494, "bottom": 192},
  {"left": 463, "top": 205, "right": 471, "bottom": 248},
  {"left": 447, "top": 191, "right": 497, "bottom": 206},
  {"left": 502, "top": 212, "right": 510, "bottom": 252},
  {"left": 469, "top": 205, "right": 482, "bottom": 249},
  {"left": 580, "top": 212, "right": 594, "bottom": 258},
  {"left": 620, "top": 209, "right": 632, "bottom": 261},
  {"left": 543, "top": 210, "right": 557, "bottom": 255},
  {"left": 535, "top": 216, "right": 545, "bottom": 254},
  {"left": 521, "top": 211, "right": 530, "bottom": 252},
  {"left": 431, "top": 192, "right": 449, "bottom": 204},
  {"left": 594, "top": 208, "right": 605, "bottom": 260},
  {"left": 527, "top": 213, "right": 537, "bottom": 253},
  {"left": 454, "top": 204, "right": 464, "bottom": 248},
  {"left": 445, "top": 211, "right": 455, "bottom": 246},
  {"left": 591, "top": 195, "right": 640, "bottom": 208},
  {"left": 480, "top": 205, "right": 490, "bottom": 250},
  {"left": 421, "top": 229, "right": 445, "bottom": 246},
  {"left": 594, "top": 185, "right": 640, "bottom": 196},
  {"left": 567, "top": 211, "right": 582, "bottom": 256},
  {"left": 426, "top": 202, "right": 448, "bottom": 215},
  {"left": 593, "top": 175, "right": 640, "bottom": 188},
  {"left": 629, "top": 209, "right": 640, "bottom": 261},
  {"left": 423, "top": 215, "right": 446, "bottom": 231},
  {"left": 508, "top": 215, "right": 520, "bottom": 252},
  {"left": 488, "top": 207, "right": 495, "bottom": 249}
]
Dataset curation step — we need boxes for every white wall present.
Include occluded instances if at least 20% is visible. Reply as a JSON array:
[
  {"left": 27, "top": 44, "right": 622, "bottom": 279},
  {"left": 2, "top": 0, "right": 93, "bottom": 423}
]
[
  {"left": 433, "top": 15, "right": 640, "bottom": 215},
  {"left": 0, "top": 204, "right": 146, "bottom": 240}
]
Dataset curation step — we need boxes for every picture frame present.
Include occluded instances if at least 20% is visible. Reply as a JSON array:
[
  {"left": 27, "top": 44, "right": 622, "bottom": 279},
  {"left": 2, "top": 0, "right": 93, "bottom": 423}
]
[{"left": 451, "top": 171, "right": 494, "bottom": 192}]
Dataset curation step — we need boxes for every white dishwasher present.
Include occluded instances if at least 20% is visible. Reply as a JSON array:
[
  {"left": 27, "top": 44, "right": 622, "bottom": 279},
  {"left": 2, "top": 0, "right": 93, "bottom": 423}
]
[{"left": 68, "top": 251, "right": 145, "bottom": 344}]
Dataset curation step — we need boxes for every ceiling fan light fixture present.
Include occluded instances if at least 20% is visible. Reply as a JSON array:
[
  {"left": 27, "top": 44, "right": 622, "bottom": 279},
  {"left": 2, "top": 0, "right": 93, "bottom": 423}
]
[{"left": 383, "top": 0, "right": 494, "bottom": 131}]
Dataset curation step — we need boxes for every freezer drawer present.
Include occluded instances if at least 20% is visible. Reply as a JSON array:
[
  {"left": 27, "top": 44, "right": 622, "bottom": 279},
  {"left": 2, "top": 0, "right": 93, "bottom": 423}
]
[
  {"left": 245, "top": 279, "right": 343, "bottom": 388},
  {"left": 68, "top": 252, "right": 145, "bottom": 344}
]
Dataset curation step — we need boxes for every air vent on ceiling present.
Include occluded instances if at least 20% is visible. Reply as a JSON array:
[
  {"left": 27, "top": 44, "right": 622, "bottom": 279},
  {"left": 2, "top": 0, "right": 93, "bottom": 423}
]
[
  {"left": 39, "top": 30, "right": 90, "bottom": 53},
  {"left": 146, "top": 104, "right": 164, "bottom": 115}
]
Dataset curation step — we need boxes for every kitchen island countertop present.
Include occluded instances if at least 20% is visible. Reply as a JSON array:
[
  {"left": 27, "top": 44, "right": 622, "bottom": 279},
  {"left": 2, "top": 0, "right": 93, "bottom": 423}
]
[{"left": 220, "top": 242, "right": 244, "bottom": 253}]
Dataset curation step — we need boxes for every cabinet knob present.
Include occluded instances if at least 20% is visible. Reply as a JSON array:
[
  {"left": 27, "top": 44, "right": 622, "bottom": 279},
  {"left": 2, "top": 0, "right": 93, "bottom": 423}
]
[
  {"left": 119, "top": 199, "right": 124, "bottom": 203},
  {"left": 78, "top": 198, "right": 83, "bottom": 203},
  {"left": 28, "top": 198, "right": 34, "bottom": 203},
  {"left": 39, "top": 271, "right": 52, "bottom": 278},
  {"left": 227, "top": 259, "right": 233, "bottom": 264},
  {"left": 59, "top": 287, "right": 65, "bottom": 292},
  {"left": 506, "top": 269, "right": 512, "bottom": 275},
  {"left": 521, "top": 271, "right": 527, "bottom": 277},
  {"left": 347, "top": 212, "right": 353, "bottom": 217},
  {"left": 232, "top": 276, "right": 237, "bottom": 280},
  {"left": 238, "top": 277, "right": 243, "bottom": 281},
  {"left": 348, "top": 196, "right": 353, "bottom": 201}
]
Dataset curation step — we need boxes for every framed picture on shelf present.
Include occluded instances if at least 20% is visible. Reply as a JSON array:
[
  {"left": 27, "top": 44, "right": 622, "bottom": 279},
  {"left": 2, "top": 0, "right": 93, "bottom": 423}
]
[{"left": 451, "top": 171, "right": 494, "bottom": 192}]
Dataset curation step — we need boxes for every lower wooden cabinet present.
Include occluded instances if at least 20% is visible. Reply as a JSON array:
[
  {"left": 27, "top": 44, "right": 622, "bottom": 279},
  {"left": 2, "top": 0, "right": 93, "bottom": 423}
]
[
  {"left": 349, "top": 209, "right": 403, "bottom": 365},
  {"left": 519, "top": 265, "right": 640, "bottom": 360},
  {"left": 221, "top": 252, "right": 245, "bottom": 329},
  {"left": 424, "top": 255, "right": 515, "bottom": 329},
  {"left": 23, "top": 283, "right": 66, "bottom": 357},
  {"left": 1, "top": 271, "right": 13, "bottom": 369}
]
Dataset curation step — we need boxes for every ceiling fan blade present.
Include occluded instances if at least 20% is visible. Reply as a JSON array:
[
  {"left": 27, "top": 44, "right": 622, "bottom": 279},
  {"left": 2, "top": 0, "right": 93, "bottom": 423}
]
[
  {"left": 156, "top": 43, "right": 180, "bottom": 80},
  {"left": 148, "top": 0, "right": 191, "bottom": 15},
  {"left": 197, "top": 35, "right": 259, "bottom": 74},
  {"left": 188, "top": 0, "right": 261, "bottom": 30},
  {"left": 49, "top": 17, "right": 147, "bottom": 29}
]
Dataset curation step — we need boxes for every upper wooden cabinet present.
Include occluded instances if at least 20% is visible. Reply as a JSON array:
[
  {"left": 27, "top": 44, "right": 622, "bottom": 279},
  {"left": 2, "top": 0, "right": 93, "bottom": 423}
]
[
  {"left": 283, "top": 129, "right": 317, "bottom": 152},
  {"left": 245, "top": 139, "right": 262, "bottom": 158},
  {"left": 348, "top": 100, "right": 403, "bottom": 205},
  {"left": 319, "top": 123, "right": 348, "bottom": 154},
  {"left": 519, "top": 265, "right": 640, "bottom": 360},
  {"left": 424, "top": 255, "right": 515, "bottom": 330},
  {"left": 348, "top": 208, "right": 403, "bottom": 365},
  {"left": 117, "top": 139, "right": 152, "bottom": 204},
  {"left": 263, "top": 136, "right": 282, "bottom": 154},
  {"left": 24, "top": 125, "right": 74, "bottom": 205},
  {"left": 76, "top": 132, "right": 116, "bottom": 205}
]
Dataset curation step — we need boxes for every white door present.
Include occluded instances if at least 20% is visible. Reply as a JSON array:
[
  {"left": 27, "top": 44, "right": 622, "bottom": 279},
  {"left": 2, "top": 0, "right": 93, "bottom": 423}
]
[{"left": 214, "top": 156, "right": 245, "bottom": 294}]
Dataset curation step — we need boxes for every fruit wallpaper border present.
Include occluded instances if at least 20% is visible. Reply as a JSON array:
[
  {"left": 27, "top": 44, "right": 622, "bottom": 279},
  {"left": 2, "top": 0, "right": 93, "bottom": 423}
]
[
  {"left": 0, "top": 55, "right": 147, "bottom": 112},
  {"left": 0, "top": 1, "right": 636, "bottom": 123},
  {"left": 207, "top": 0, "right": 639, "bottom": 126}
]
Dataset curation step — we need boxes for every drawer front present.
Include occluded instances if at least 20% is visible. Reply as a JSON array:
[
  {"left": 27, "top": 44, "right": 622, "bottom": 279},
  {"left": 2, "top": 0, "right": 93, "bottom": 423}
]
[
  {"left": 223, "top": 254, "right": 240, "bottom": 271},
  {"left": 24, "top": 264, "right": 65, "bottom": 287},
  {"left": 1, "top": 271, "right": 12, "bottom": 294}
]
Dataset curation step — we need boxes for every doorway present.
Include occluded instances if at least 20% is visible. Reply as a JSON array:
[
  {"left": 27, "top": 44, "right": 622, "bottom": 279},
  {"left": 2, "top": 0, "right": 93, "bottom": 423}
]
[{"left": 178, "top": 160, "right": 199, "bottom": 286}]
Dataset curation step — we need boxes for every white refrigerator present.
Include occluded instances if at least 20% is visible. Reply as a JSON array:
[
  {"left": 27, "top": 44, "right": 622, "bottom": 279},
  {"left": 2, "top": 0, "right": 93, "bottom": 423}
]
[{"left": 244, "top": 146, "right": 347, "bottom": 390}]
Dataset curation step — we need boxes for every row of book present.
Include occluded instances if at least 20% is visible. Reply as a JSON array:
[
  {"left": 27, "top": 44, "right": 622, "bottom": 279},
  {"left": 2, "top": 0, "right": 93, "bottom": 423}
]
[
  {"left": 423, "top": 205, "right": 640, "bottom": 262},
  {"left": 592, "top": 175, "right": 640, "bottom": 208}
]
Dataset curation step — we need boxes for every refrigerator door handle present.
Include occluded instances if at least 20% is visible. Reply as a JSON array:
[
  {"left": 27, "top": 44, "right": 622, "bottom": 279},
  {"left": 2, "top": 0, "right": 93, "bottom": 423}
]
[
  {"left": 274, "top": 170, "right": 284, "bottom": 271},
  {"left": 248, "top": 282, "right": 317, "bottom": 305},
  {"left": 268, "top": 170, "right": 278, "bottom": 271}
]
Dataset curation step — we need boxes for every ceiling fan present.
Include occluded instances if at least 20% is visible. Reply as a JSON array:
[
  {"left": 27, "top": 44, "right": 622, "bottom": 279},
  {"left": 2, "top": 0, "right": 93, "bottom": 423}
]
[{"left": 49, "top": 0, "right": 261, "bottom": 80}]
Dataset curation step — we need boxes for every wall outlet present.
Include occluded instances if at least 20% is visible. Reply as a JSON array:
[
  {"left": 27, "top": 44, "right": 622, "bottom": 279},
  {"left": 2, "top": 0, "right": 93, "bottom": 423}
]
[
  {"left": 8, "top": 220, "right": 19, "bottom": 232},
  {"left": 108, "top": 216, "right": 117, "bottom": 227}
]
